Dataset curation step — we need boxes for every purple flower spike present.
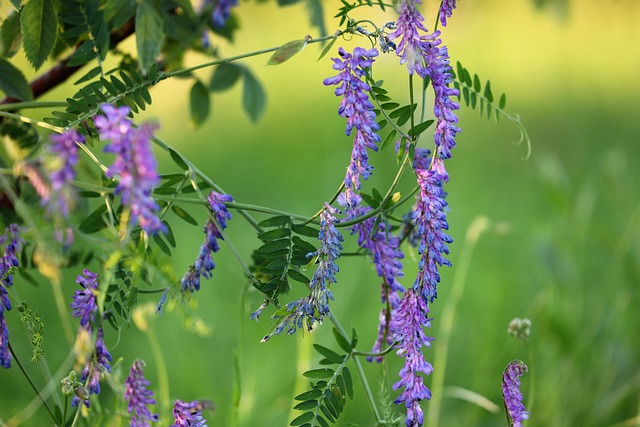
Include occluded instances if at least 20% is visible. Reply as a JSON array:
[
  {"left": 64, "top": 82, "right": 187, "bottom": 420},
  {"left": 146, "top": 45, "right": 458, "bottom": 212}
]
[
  {"left": 212, "top": 0, "right": 238, "bottom": 28},
  {"left": 390, "top": 288, "right": 434, "bottom": 427},
  {"left": 412, "top": 158, "right": 452, "bottom": 303},
  {"left": 0, "top": 224, "right": 25, "bottom": 368},
  {"left": 439, "top": 0, "right": 457, "bottom": 27},
  {"left": 125, "top": 359, "right": 159, "bottom": 427},
  {"left": 95, "top": 104, "right": 165, "bottom": 235},
  {"left": 180, "top": 191, "right": 233, "bottom": 296},
  {"left": 70, "top": 270, "right": 112, "bottom": 407},
  {"left": 172, "top": 400, "right": 207, "bottom": 427},
  {"left": 324, "top": 47, "right": 380, "bottom": 210},
  {"left": 502, "top": 360, "right": 529, "bottom": 427},
  {"left": 392, "top": 0, "right": 429, "bottom": 75},
  {"left": 46, "top": 129, "right": 84, "bottom": 218}
]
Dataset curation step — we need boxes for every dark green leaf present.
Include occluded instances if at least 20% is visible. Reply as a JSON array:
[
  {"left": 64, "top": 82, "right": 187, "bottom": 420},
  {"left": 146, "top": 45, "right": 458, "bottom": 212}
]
[
  {"left": 136, "top": 0, "right": 164, "bottom": 71},
  {"left": 169, "top": 149, "right": 189, "bottom": 170},
  {"left": 267, "top": 39, "right": 307, "bottom": 65},
  {"left": 258, "top": 239, "right": 291, "bottom": 254},
  {"left": 258, "top": 228, "right": 291, "bottom": 241},
  {"left": 0, "top": 59, "right": 33, "bottom": 101},
  {"left": 294, "top": 389, "right": 323, "bottom": 401},
  {"left": 210, "top": 63, "right": 241, "bottom": 92},
  {"left": 473, "top": 74, "right": 481, "bottom": 92},
  {"left": 291, "top": 224, "right": 319, "bottom": 238},
  {"left": 319, "top": 404, "right": 335, "bottom": 422},
  {"left": 303, "top": 368, "right": 334, "bottom": 379},
  {"left": 317, "top": 36, "right": 336, "bottom": 61},
  {"left": 499, "top": 93, "right": 507, "bottom": 109},
  {"left": 21, "top": 0, "right": 57, "bottom": 69},
  {"left": 377, "top": 119, "right": 387, "bottom": 130},
  {"left": 66, "top": 97, "right": 91, "bottom": 113},
  {"left": 290, "top": 412, "right": 313, "bottom": 426},
  {"left": 79, "top": 204, "right": 108, "bottom": 233},
  {"left": 242, "top": 68, "right": 266, "bottom": 123},
  {"left": 288, "top": 269, "right": 310, "bottom": 284},
  {"left": 456, "top": 61, "right": 464, "bottom": 80},
  {"left": 74, "top": 66, "right": 102, "bottom": 85},
  {"left": 189, "top": 80, "right": 210, "bottom": 128},
  {"left": 342, "top": 366, "right": 353, "bottom": 399},
  {"left": 103, "top": 0, "right": 136, "bottom": 30},
  {"left": 152, "top": 234, "right": 171, "bottom": 256},
  {"left": 313, "top": 344, "right": 344, "bottom": 364},
  {"left": 411, "top": 119, "right": 434, "bottom": 138},
  {"left": 316, "top": 415, "right": 330, "bottom": 427},
  {"left": 163, "top": 221, "right": 176, "bottom": 246},
  {"left": 332, "top": 328, "right": 352, "bottom": 353},
  {"left": 462, "top": 86, "right": 469, "bottom": 106},
  {"left": 350, "top": 327, "right": 358, "bottom": 348},
  {"left": 1, "top": 12, "right": 22, "bottom": 58},
  {"left": 292, "top": 236, "right": 316, "bottom": 253},
  {"left": 306, "top": 0, "right": 326, "bottom": 37},
  {"left": 293, "top": 400, "right": 318, "bottom": 410},
  {"left": 380, "top": 129, "right": 397, "bottom": 152},
  {"left": 8, "top": 0, "right": 21, "bottom": 11},
  {"left": 360, "top": 192, "right": 379, "bottom": 209},
  {"left": 381, "top": 102, "right": 399, "bottom": 110},
  {"left": 171, "top": 206, "right": 198, "bottom": 225},
  {"left": 470, "top": 91, "right": 477, "bottom": 109},
  {"left": 258, "top": 215, "right": 291, "bottom": 227},
  {"left": 484, "top": 80, "right": 493, "bottom": 102}
]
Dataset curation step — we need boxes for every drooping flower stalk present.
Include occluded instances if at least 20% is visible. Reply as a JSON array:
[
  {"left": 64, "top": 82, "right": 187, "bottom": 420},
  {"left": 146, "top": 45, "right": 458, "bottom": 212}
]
[
  {"left": 263, "top": 203, "right": 343, "bottom": 341},
  {"left": 502, "top": 360, "right": 529, "bottom": 427},
  {"left": 179, "top": 191, "right": 233, "bottom": 296},
  {"left": 94, "top": 104, "right": 165, "bottom": 235},
  {"left": 124, "top": 359, "right": 159, "bottom": 427},
  {"left": 0, "top": 224, "right": 24, "bottom": 369},
  {"left": 172, "top": 400, "right": 207, "bottom": 427},
  {"left": 324, "top": 47, "right": 381, "bottom": 210},
  {"left": 70, "top": 269, "right": 112, "bottom": 407}
]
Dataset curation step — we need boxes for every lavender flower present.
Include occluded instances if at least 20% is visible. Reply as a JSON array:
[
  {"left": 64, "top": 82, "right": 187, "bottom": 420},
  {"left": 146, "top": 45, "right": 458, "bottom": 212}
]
[
  {"left": 439, "top": 0, "right": 457, "bottom": 27},
  {"left": 172, "top": 400, "right": 207, "bottom": 427},
  {"left": 0, "top": 224, "right": 24, "bottom": 369},
  {"left": 180, "top": 191, "right": 233, "bottom": 295},
  {"left": 390, "top": 288, "right": 434, "bottom": 427},
  {"left": 212, "top": 0, "right": 238, "bottom": 28},
  {"left": 412, "top": 158, "right": 452, "bottom": 303},
  {"left": 70, "top": 269, "right": 112, "bottom": 407},
  {"left": 392, "top": 0, "right": 429, "bottom": 75},
  {"left": 125, "top": 359, "right": 159, "bottom": 427},
  {"left": 95, "top": 104, "right": 165, "bottom": 235},
  {"left": 263, "top": 204, "right": 343, "bottom": 341},
  {"left": 45, "top": 129, "right": 84, "bottom": 218},
  {"left": 502, "top": 360, "right": 529, "bottom": 427},
  {"left": 324, "top": 47, "right": 381, "bottom": 210}
]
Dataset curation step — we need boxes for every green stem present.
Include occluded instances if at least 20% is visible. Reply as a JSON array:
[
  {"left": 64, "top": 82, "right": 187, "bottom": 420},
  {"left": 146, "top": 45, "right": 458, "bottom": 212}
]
[
  {"left": 352, "top": 343, "right": 398, "bottom": 358},
  {"left": 427, "top": 216, "right": 490, "bottom": 427},
  {"left": 146, "top": 328, "right": 170, "bottom": 414},
  {"left": 8, "top": 343, "right": 59, "bottom": 426},
  {"left": 0, "top": 111, "right": 63, "bottom": 133},
  {"left": 61, "top": 396, "right": 69, "bottom": 427},
  {"left": 0, "top": 101, "right": 68, "bottom": 111}
]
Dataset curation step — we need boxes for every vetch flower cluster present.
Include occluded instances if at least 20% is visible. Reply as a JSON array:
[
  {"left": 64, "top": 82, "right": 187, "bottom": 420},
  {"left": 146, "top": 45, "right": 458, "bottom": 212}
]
[
  {"left": 0, "top": 224, "right": 24, "bottom": 369},
  {"left": 324, "top": 47, "right": 381, "bottom": 210},
  {"left": 502, "top": 360, "right": 529, "bottom": 427},
  {"left": 45, "top": 129, "right": 85, "bottom": 218},
  {"left": 263, "top": 204, "right": 343, "bottom": 341},
  {"left": 70, "top": 269, "right": 112, "bottom": 407},
  {"left": 172, "top": 400, "right": 207, "bottom": 427},
  {"left": 212, "top": 0, "right": 238, "bottom": 28},
  {"left": 94, "top": 104, "right": 165, "bottom": 235},
  {"left": 438, "top": 0, "right": 457, "bottom": 27},
  {"left": 124, "top": 359, "right": 159, "bottom": 427},
  {"left": 180, "top": 191, "right": 233, "bottom": 296},
  {"left": 392, "top": 0, "right": 428, "bottom": 75}
]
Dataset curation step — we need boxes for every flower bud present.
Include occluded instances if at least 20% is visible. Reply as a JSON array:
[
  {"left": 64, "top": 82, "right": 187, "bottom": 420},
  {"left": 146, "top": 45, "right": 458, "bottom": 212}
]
[{"left": 75, "top": 386, "right": 90, "bottom": 401}]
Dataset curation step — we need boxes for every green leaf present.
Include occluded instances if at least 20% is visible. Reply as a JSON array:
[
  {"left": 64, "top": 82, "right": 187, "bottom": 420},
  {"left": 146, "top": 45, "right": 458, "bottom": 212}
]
[
  {"left": 499, "top": 93, "right": 507, "bottom": 109},
  {"left": 1, "top": 12, "right": 22, "bottom": 58},
  {"left": 293, "top": 400, "right": 318, "bottom": 410},
  {"left": 379, "top": 129, "right": 397, "bottom": 152},
  {"left": 411, "top": 119, "right": 434, "bottom": 138},
  {"left": 242, "top": 68, "right": 266, "bottom": 123},
  {"left": 313, "top": 344, "right": 344, "bottom": 364},
  {"left": 291, "top": 224, "right": 319, "bottom": 238},
  {"left": 303, "top": 368, "right": 334, "bottom": 379},
  {"left": 332, "top": 328, "right": 352, "bottom": 353},
  {"left": 342, "top": 366, "right": 353, "bottom": 399},
  {"left": 8, "top": 0, "right": 21, "bottom": 11},
  {"left": 152, "top": 234, "right": 171, "bottom": 256},
  {"left": 294, "top": 389, "right": 323, "bottom": 401},
  {"left": 290, "top": 412, "right": 313, "bottom": 426},
  {"left": 360, "top": 192, "right": 380, "bottom": 209},
  {"left": 267, "top": 39, "right": 307, "bottom": 65},
  {"left": 258, "top": 228, "right": 291, "bottom": 241},
  {"left": 317, "top": 36, "right": 336, "bottom": 61},
  {"left": 258, "top": 215, "right": 291, "bottom": 227},
  {"left": 171, "top": 206, "right": 198, "bottom": 225},
  {"left": 103, "top": 0, "right": 136, "bottom": 30},
  {"left": 473, "top": 74, "right": 481, "bottom": 92},
  {"left": 316, "top": 414, "right": 330, "bottom": 427},
  {"left": 168, "top": 149, "right": 189, "bottom": 170},
  {"left": 350, "top": 326, "right": 358, "bottom": 348},
  {"left": 210, "top": 63, "right": 242, "bottom": 92},
  {"left": 21, "top": 0, "right": 58, "bottom": 70},
  {"left": 484, "top": 80, "right": 493, "bottom": 102},
  {"left": 136, "top": 0, "right": 164, "bottom": 72},
  {"left": 189, "top": 80, "right": 210, "bottom": 128},
  {"left": 74, "top": 66, "right": 102, "bottom": 85},
  {"left": 288, "top": 269, "right": 310, "bottom": 284},
  {"left": 0, "top": 59, "right": 33, "bottom": 101},
  {"left": 381, "top": 102, "right": 399, "bottom": 110},
  {"left": 79, "top": 205, "right": 108, "bottom": 233},
  {"left": 258, "top": 239, "right": 291, "bottom": 254}
]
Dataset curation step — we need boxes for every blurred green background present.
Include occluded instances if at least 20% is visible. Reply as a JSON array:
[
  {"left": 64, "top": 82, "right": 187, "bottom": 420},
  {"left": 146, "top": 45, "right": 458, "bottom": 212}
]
[{"left": 2, "top": 0, "right": 640, "bottom": 426}]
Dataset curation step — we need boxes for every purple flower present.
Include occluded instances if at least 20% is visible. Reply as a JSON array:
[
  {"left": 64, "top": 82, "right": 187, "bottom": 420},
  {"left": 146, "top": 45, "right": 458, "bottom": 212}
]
[
  {"left": 95, "top": 104, "right": 165, "bottom": 235},
  {"left": 263, "top": 204, "right": 343, "bottom": 341},
  {"left": 390, "top": 288, "right": 433, "bottom": 427},
  {"left": 412, "top": 158, "right": 452, "bottom": 303},
  {"left": 502, "top": 360, "right": 529, "bottom": 427},
  {"left": 212, "top": 0, "right": 238, "bottom": 28},
  {"left": 392, "top": 0, "right": 429, "bottom": 75},
  {"left": 180, "top": 191, "right": 233, "bottom": 295},
  {"left": 439, "top": 0, "right": 457, "bottom": 27},
  {"left": 70, "top": 270, "right": 112, "bottom": 407},
  {"left": 125, "top": 359, "right": 159, "bottom": 427},
  {"left": 0, "top": 224, "right": 25, "bottom": 369},
  {"left": 324, "top": 47, "right": 380, "bottom": 210},
  {"left": 172, "top": 400, "right": 207, "bottom": 427},
  {"left": 45, "top": 129, "right": 84, "bottom": 218}
]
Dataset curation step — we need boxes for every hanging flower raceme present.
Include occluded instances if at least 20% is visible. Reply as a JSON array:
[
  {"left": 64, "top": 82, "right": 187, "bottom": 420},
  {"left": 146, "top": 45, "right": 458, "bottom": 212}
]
[
  {"left": 124, "top": 359, "right": 159, "bottom": 427},
  {"left": 262, "top": 204, "right": 343, "bottom": 341},
  {"left": 70, "top": 269, "right": 112, "bottom": 407},
  {"left": 390, "top": 288, "right": 434, "bottom": 427},
  {"left": 45, "top": 129, "right": 85, "bottom": 218},
  {"left": 438, "top": 0, "right": 457, "bottom": 27},
  {"left": 348, "top": 206, "right": 405, "bottom": 361},
  {"left": 172, "top": 400, "right": 207, "bottom": 427},
  {"left": 324, "top": 47, "right": 381, "bottom": 210},
  {"left": 502, "top": 360, "right": 529, "bottom": 427},
  {"left": 413, "top": 158, "right": 452, "bottom": 303},
  {"left": 392, "top": 0, "right": 429, "bottom": 75},
  {"left": 0, "top": 224, "right": 24, "bottom": 369},
  {"left": 180, "top": 191, "right": 233, "bottom": 296},
  {"left": 94, "top": 104, "right": 165, "bottom": 235}
]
